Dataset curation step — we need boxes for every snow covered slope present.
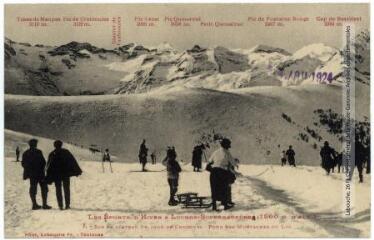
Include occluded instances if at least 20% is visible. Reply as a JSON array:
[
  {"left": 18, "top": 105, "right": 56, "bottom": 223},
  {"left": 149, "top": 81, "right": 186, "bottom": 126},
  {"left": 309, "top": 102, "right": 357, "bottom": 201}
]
[
  {"left": 5, "top": 80, "right": 370, "bottom": 166},
  {"left": 5, "top": 129, "right": 370, "bottom": 237}
]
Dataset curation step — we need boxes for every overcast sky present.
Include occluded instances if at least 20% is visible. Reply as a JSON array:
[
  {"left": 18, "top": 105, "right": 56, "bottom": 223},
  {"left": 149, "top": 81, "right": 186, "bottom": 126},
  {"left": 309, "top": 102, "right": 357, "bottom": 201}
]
[{"left": 5, "top": 4, "right": 369, "bottom": 53}]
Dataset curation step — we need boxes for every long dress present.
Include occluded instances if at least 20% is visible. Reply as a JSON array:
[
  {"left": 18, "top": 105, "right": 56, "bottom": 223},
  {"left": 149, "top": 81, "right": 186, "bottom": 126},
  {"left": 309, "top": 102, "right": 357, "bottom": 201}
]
[{"left": 192, "top": 146, "right": 203, "bottom": 169}]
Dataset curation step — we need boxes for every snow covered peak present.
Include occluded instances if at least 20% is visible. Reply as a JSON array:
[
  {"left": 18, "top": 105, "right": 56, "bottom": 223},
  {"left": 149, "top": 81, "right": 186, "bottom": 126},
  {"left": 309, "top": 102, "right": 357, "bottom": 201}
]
[
  {"left": 250, "top": 44, "right": 291, "bottom": 56},
  {"left": 155, "top": 42, "right": 176, "bottom": 53},
  {"left": 293, "top": 43, "right": 339, "bottom": 62}
]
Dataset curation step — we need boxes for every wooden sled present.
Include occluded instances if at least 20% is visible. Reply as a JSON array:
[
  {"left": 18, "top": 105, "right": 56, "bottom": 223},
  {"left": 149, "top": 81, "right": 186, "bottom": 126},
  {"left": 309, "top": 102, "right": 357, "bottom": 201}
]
[
  {"left": 177, "top": 193, "right": 212, "bottom": 208},
  {"left": 182, "top": 196, "right": 212, "bottom": 208},
  {"left": 176, "top": 192, "right": 198, "bottom": 204}
]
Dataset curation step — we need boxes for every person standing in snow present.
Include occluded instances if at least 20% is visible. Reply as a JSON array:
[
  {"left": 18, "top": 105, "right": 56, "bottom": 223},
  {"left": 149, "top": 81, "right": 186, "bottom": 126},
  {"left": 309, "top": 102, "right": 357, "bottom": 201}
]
[
  {"left": 280, "top": 150, "right": 287, "bottom": 166},
  {"left": 320, "top": 141, "right": 336, "bottom": 175},
  {"left": 45, "top": 140, "right": 82, "bottom": 210},
  {"left": 21, "top": 139, "right": 51, "bottom": 210},
  {"left": 102, "top": 148, "right": 113, "bottom": 173},
  {"left": 334, "top": 151, "right": 343, "bottom": 173},
  {"left": 286, "top": 145, "right": 296, "bottom": 167},
  {"left": 151, "top": 151, "right": 156, "bottom": 164},
  {"left": 16, "top": 146, "right": 20, "bottom": 162},
  {"left": 354, "top": 137, "right": 366, "bottom": 183},
  {"left": 208, "top": 138, "right": 238, "bottom": 211},
  {"left": 138, "top": 139, "right": 148, "bottom": 172},
  {"left": 192, "top": 144, "right": 205, "bottom": 172},
  {"left": 162, "top": 147, "right": 182, "bottom": 206}
]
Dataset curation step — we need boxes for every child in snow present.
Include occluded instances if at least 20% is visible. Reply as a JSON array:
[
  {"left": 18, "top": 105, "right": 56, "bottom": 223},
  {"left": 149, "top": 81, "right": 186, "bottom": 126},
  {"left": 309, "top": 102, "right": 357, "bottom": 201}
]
[
  {"left": 162, "top": 147, "right": 182, "bottom": 206},
  {"left": 281, "top": 150, "right": 287, "bottom": 166}
]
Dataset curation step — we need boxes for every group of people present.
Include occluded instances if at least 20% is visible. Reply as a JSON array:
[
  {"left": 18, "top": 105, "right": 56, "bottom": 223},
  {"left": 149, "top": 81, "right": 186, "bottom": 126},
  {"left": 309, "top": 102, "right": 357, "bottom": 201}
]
[
  {"left": 21, "top": 139, "right": 82, "bottom": 210},
  {"left": 320, "top": 140, "right": 370, "bottom": 183},
  {"left": 280, "top": 145, "right": 296, "bottom": 167},
  {"left": 160, "top": 138, "right": 240, "bottom": 210},
  {"left": 19, "top": 135, "right": 369, "bottom": 212}
]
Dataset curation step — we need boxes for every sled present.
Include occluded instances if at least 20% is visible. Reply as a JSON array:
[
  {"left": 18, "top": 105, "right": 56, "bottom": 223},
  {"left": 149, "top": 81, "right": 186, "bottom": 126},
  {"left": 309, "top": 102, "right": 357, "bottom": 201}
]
[
  {"left": 176, "top": 192, "right": 198, "bottom": 204},
  {"left": 182, "top": 196, "right": 212, "bottom": 208}
]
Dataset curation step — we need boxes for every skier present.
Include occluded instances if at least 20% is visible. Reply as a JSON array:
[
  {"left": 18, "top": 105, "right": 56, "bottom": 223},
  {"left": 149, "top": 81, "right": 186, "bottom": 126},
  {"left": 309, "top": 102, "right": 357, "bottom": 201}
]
[
  {"left": 192, "top": 144, "right": 204, "bottom": 172},
  {"left": 208, "top": 138, "right": 238, "bottom": 211},
  {"left": 286, "top": 145, "right": 296, "bottom": 167},
  {"left": 102, "top": 148, "right": 113, "bottom": 173},
  {"left": 320, "top": 141, "right": 336, "bottom": 175},
  {"left": 138, "top": 139, "right": 148, "bottom": 172},
  {"left": 21, "top": 139, "right": 51, "bottom": 210},
  {"left": 280, "top": 150, "right": 287, "bottom": 166},
  {"left": 162, "top": 147, "right": 182, "bottom": 206},
  {"left": 46, "top": 140, "right": 82, "bottom": 210}
]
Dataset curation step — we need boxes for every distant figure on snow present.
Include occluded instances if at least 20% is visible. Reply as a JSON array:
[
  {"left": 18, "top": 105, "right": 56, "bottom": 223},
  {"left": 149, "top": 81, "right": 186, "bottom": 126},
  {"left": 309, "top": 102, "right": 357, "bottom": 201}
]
[
  {"left": 151, "top": 151, "right": 156, "bottom": 165},
  {"left": 333, "top": 151, "right": 343, "bottom": 173},
  {"left": 16, "top": 146, "right": 20, "bottom": 162},
  {"left": 192, "top": 144, "right": 205, "bottom": 172},
  {"left": 286, "top": 145, "right": 296, "bottom": 167},
  {"left": 46, "top": 140, "right": 82, "bottom": 210},
  {"left": 208, "top": 138, "right": 238, "bottom": 211},
  {"left": 320, "top": 141, "right": 336, "bottom": 175},
  {"left": 102, "top": 148, "right": 113, "bottom": 173},
  {"left": 22, "top": 139, "right": 51, "bottom": 210},
  {"left": 138, "top": 139, "right": 148, "bottom": 171},
  {"left": 280, "top": 150, "right": 287, "bottom": 166},
  {"left": 162, "top": 147, "right": 182, "bottom": 206},
  {"left": 354, "top": 137, "right": 366, "bottom": 183}
]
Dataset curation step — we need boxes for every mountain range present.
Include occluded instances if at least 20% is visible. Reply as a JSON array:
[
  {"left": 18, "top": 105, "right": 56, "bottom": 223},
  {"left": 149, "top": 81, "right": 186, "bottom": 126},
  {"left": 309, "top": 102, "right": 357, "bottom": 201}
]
[{"left": 5, "top": 29, "right": 369, "bottom": 96}]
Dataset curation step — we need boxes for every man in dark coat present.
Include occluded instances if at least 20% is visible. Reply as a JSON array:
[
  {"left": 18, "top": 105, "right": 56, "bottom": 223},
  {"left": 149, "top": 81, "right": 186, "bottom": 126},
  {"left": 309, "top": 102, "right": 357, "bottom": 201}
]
[
  {"left": 355, "top": 138, "right": 366, "bottom": 183},
  {"left": 286, "top": 145, "right": 296, "bottom": 167},
  {"left": 21, "top": 139, "right": 51, "bottom": 210},
  {"left": 138, "top": 139, "right": 148, "bottom": 172},
  {"left": 192, "top": 144, "right": 204, "bottom": 172},
  {"left": 320, "top": 141, "right": 336, "bottom": 175},
  {"left": 46, "top": 140, "right": 82, "bottom": 210}
]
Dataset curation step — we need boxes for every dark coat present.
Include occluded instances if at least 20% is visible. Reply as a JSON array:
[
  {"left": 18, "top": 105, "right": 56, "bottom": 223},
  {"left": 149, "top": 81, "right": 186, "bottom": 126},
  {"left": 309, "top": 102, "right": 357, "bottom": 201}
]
[
  {"left": 192, "top": 147, "right": 203, "bottom": 168},
  {"left": 210, "top": 167, "right": 231, "bottom": 202},
  {"left": 355, "top": 141, "right": 366, "bottom": 167},
  {"left": 320, "top": 146, "right": 335, "bottom": 170},
  {"left": 286, "top": 149, "right": 296, "bottom": 163},
  {"left": 138, "top": 143, "right": 148, "bottom": 163},
  {"left": 166, "top": 159, "right": 182, "bottom": 179},
  {"left": 21, "top": 148, "right": 46, "bottom": 180},
  {"left": 45, "top": 148, "right": 82, "bottom": 184}
]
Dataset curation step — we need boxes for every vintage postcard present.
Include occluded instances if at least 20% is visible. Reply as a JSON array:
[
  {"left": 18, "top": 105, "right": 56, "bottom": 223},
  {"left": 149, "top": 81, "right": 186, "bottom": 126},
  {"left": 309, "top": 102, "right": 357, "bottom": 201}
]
[{"left": 3, "top": 2, "right": 370, "bottom": 238}]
